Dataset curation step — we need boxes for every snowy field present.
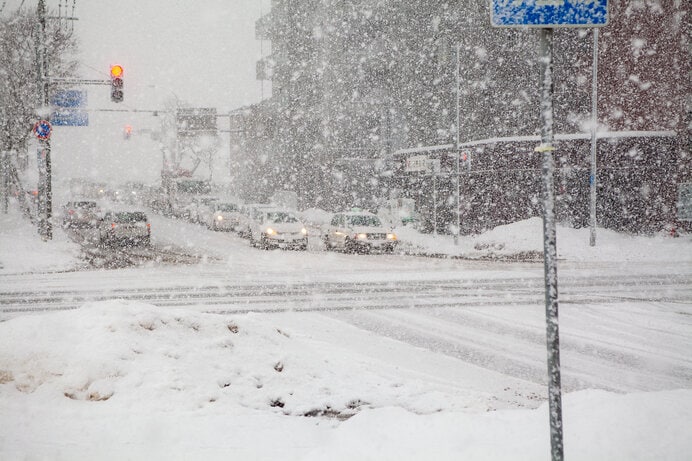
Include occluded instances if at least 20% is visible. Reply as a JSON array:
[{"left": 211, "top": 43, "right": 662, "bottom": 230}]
[{"left": 1, "top": 209, "right": 691, "bottom": 460}]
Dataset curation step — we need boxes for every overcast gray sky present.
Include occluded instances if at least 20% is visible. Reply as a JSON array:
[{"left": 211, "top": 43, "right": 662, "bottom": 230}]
[
  {"left": 4, "top": 0, "right": 271, "bottom": 186},
  {"left": 76, "top": 0, "right": 270, "bottom": 110}
]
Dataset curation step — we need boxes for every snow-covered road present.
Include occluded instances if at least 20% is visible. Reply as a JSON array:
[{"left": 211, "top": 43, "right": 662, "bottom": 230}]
[
  {"left": 2, "top": 210, "right": 692, "bottom": 459},
  {"left": 2, "top": 213, "right": 691, "bottom": 401}
]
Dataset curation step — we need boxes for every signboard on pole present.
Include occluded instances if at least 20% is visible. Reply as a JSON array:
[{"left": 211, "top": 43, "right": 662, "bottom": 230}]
[
  {"left": 677, "top": 183, "right": 692, "bottom": 222},
  {"left": 51, "top": 89, "right": 89, "bottom": 126},
  {"left": 51, "top": 89, "right": 86, "bottom": 108},
  {"left": 490, "top": 0, "right": 608, "bottom": 28},
  {"left": 176, "top": 108, "right": 218, "bottom": 138},
  {"left": 404, "top": 155, "right": 429, "bottom": 173},
  {"left": 51, "top": 111, "right": 89, "bottom": 126},
  {"left": 487, "top": 3, "right": 613, "bottom": 459}
]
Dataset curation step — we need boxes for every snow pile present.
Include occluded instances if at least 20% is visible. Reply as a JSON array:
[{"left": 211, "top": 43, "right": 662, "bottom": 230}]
[
  {"left": 0, "top": 300, "right": 505, "bottom": 418},
  {"left": 299, "top": 207, "right": 333, "bottom": 228},
  {"left": 304, "top": 389, "right": 692, "bottom": 461},
  {"left": 0, "top": 301, "right": 690, "bottom": 460},
  {"left": 0, "top": 211, "right": 80, "bottom": 273},
  {"left": 395, "top": 217, "right": 691, "bottom": 262}
]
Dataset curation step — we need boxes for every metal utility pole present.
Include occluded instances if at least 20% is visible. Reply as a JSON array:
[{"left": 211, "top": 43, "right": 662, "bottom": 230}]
[
  {"left": 1, "top": 150, "right": 8, "bottom": 214},
  {"left": 538, "top": 28, "right": 564, "bottom": 461},
  {"left": 454, "top": 44, "right": 461, "bottom": 245},
  {"left": 37, "top": 0, "right": 52, "bottom": 240},
  {"left": 589, "top": 29, "right": 599, "bottom": 247},
  {"left": 432, "top": 171, "right": 437, "bottom": 236}
]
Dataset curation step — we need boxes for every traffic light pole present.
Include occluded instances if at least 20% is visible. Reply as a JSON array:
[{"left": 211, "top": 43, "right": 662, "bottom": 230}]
[
  {"left": 1, "top": 151, "right": 8, "bottom": 214},
  {"left": 454, "top": 43, "right": 461, "bottom": 245},
  {"left": 37, "top": 0, "right": 52, "bottom": 240}
]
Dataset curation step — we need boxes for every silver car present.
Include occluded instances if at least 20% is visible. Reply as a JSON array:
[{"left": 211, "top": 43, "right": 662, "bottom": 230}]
[
  {"left": 98, "top": 210, "right": 151, "bottom": 247},
  {"left": 237, "top": 203, "right": 275, "bottom": 238},
  {"left": 324, "top": 211, "right": 397, "bottom": 253},
  {"left": 208, "top": 202, "right": 243, "bottom": 231},
  {"left": 249, "top": 209, "right": 308, "bottom": 250}
]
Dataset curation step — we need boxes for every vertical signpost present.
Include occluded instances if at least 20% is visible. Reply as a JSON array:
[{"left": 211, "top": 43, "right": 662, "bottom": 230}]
[
  {"left": 1, "top": 150, "right": 8, "bottom": 214},
  {"left": 34, "top": 119, "right": 52, "bottom": 239},
  {"left": 36, "top": 0, "right": 52, "bottom": 240},
  {"left": 590, "top": 29, "right": 599, "bottom": 247},
  {"left": 490, "top": 2, "right": 608, "bottom": 460}
]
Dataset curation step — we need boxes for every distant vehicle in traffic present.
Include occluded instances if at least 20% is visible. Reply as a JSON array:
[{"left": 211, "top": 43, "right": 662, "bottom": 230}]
[
  {"left": 68, "top": 178, "right": 108, "bottom": 200},
  {"left": 189, "top": 195, "right": 219, "bottom": 224},
  {"left": 166, "top": 178, "right": 212, "bottom": 220},
  {"left": 97, "top": 210, "right": 151, "bottom": 247},
  {"left": 208, "top": 201, "right": 243, "bottom": 231},
  {"left": 61, "top": 200, "right": 101, "bottom": 228},
  {"left": 324, "top": 211, "right": 397, "bottom": 253},
  {"left": 237, "top": 203, "right": 275, "bottom": 238},
  {"left": 248, "top": 209, "right": 308, "bottom": 250}
]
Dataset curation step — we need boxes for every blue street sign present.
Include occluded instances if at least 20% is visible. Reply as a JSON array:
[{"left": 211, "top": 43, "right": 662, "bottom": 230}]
[
  {"left": 51, "top": 110, "right": 89, "bottom": 126},
  {"left": 50, "top": 89, "right": 89, "bottom": 126},
  {"left": 51, "top": 89, "right": 87, "bottom": 108},
  {"left": 490, "top": 0, "right": 608, "bottom": 27}
]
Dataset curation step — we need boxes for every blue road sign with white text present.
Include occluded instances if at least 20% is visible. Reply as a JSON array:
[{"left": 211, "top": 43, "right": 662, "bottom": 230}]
[
  {"left": 51, "top": 89, "right": 88, "bottom": 126},
  {"left": 51, "top": 89, "right": 87, "bottom": 108},
  {"left": 490, "top": 0, "right": 608, "bottom": 27},
  {"left": 51, "top": 110, "right": 89, "bottom": 126}
]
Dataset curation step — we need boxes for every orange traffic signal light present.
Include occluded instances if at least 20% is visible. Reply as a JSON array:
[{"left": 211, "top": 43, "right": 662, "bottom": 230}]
[
  {"left": 110, "top": 65, "right": 124, "bottom": 78},
  {"left": 110, "top": 65, "right": 124, "bottom": 103}
]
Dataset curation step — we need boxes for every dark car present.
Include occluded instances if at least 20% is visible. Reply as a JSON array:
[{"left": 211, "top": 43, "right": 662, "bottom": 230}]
[{"left": 98, "top": 210, "right": 151, "bottom": 246}]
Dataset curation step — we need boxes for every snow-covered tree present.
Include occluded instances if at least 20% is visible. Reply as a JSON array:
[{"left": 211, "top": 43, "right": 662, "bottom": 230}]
[{"left": 0, "top": 6, "right": 77, "bottom": 166}]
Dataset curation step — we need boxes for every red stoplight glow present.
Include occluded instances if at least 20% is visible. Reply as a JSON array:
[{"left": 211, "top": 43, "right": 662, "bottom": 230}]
[{"left": 110, "top": 65, "right": 124, "bottom": 78}]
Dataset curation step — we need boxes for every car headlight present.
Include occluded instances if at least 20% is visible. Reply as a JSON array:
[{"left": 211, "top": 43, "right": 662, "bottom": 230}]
[
  {"left": 386, "top": 233, "right": 397, "bottom": 241},
  {"left": 217, "top": 215, "right": 223, "bottom": 221},
  {"left": 301, "top": 228, "right": 308, "bottom": 235},
  {"left": 357, "top": 233, "right": 368, "bottom": 240},
  {"left": 266, "top": 227, "right": 275, "bottom": 235}
]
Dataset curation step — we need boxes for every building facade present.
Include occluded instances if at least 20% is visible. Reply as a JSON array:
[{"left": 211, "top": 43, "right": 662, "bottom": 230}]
[{"left": 229, "top": 0, "right": 689, "bottom": 233}]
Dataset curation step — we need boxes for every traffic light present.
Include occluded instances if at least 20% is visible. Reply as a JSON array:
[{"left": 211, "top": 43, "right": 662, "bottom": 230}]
[
  {"left": 110, "top": 65, "right": 124, "bottom": 103},
  {"left": 460, "top": 151, "right": 471, "bottom": 171}
]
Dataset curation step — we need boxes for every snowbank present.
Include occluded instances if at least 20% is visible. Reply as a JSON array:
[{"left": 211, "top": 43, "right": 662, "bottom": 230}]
[
  {"left": 395, "top": 217, "right": 692, "bottom": 262},
  {"left": 0, "top": 211, "right": 80, "bottom": 273},
  {"left": 0, "top": 301, "right": 690, "bottom": 460}
]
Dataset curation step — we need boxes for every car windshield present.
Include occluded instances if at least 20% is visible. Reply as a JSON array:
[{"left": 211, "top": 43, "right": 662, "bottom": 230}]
[
  {"left": 347, "top": 215, "right": 381, "bottom": 227},
  {"left": 70, "top": 202, "right": 96, "bottom": 209},
  {"left": 266, "top": 212, "right": 298, "bottom": 223},
  {"left": 217, "top": 203, "right": 238, "bottom": 212}
]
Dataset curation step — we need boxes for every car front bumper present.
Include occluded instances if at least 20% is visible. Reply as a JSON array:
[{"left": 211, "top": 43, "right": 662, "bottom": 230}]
[{"left": 265, "top": 233, "right": 308, "bottom": 248}]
